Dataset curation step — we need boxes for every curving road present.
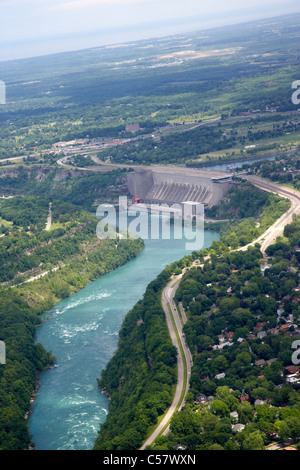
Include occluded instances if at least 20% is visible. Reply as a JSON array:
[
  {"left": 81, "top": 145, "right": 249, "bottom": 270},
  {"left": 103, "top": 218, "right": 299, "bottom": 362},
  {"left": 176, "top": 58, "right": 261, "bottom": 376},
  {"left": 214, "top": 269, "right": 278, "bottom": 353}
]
[
  {"left": 239, "top": 175, "right": 300, "bottom": 254},
  {"left": 57, "top": 153, "right": 233, "bottom": 180},
  {"left": 141, "top": 175, "right": 300, "bottom": 449},
  {"left": 140, "top": 273, "right": 192, "bottom": 450}
]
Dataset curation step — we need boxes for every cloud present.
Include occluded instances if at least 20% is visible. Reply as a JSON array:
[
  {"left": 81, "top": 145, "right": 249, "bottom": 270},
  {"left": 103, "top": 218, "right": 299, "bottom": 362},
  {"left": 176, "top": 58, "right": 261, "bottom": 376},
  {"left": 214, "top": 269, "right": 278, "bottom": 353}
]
[{"left": 48, "top": 0, "right": 153, "bottom": 11}]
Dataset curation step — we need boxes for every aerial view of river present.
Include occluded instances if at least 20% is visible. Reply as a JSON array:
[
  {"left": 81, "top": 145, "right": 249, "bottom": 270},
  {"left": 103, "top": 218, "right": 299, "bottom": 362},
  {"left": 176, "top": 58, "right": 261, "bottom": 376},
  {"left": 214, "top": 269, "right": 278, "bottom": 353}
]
[
  {"left": 28, "top": 214, "right": 219, "bottom": 450},
  {"left": 201, "top": 154, "right": 277, "bottom": 172}
]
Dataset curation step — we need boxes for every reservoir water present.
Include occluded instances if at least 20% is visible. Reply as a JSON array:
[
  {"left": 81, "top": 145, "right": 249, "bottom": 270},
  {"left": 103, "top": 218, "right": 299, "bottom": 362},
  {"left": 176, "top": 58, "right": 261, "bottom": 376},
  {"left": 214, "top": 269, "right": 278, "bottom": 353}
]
[
  {"left": 28, "top": 214, "right": 219, "bottom": 450},
  {"left": 201, "top": 154, "right": 276, "bottom": 172}
]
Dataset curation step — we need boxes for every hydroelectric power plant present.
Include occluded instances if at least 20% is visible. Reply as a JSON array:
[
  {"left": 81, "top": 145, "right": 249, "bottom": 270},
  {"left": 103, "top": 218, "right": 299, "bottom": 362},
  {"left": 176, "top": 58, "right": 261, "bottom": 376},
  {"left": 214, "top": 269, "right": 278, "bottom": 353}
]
[{"left": 127, "top": 166, "right": 233, "bottom": 209}]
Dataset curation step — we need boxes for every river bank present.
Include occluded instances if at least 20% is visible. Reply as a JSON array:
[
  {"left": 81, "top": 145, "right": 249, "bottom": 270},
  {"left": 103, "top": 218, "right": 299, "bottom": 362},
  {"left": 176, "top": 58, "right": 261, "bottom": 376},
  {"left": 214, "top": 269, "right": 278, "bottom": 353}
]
[
  {"left": 2, "top": 236, "right": 145, "bottom": 451},
  {"left": 15, "top": 237, "right": 144, "bottom": 314},
  {"left": 187, "top": 147, "right": 300, "bottom": 171},
  {"left": 28, "top": 217, "right": 219, "bottom": 450}
]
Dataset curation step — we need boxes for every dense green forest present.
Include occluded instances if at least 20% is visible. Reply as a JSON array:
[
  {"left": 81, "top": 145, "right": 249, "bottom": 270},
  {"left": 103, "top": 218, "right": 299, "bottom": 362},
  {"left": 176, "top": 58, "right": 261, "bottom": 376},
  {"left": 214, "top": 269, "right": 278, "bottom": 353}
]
[
  {"left": 93, "top": 181, "right": 292, "bottom": 450},
  {"left": 0, "top": 289, "right": 55, "bottom": 450},
  {"left": 206, "top": 181, "right": 279, "bottom": 220},
  {"left": 0, "top": 14, "right": 300, "bottom": 161},
  {"left": 0, "top": 196, "right": 141, "bottom": 286},
  {"left": 0, "top": 11, "right": 300, "bottom": 452},
  {"left": 151, "top": 216, "right": 300, "bottom": 450},
  {"left": 0, "top": 195, "right": 144, "bottom": 449},
  {"left": 204, "top": 181, "right": 291, "bottom": 252},
  {"left": 94, "top": 267, "right": 178, "bottom": 450},
  {"left": 0, "top": 167, "right": 129, "bottom": 210},
  {"left": 96, "top": 114, "right": 300, "bottom": 165}
]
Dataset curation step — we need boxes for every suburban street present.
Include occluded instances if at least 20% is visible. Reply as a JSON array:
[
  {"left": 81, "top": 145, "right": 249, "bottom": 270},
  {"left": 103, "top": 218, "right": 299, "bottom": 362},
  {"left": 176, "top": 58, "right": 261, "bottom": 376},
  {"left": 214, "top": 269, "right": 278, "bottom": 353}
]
[
  {"left": 140, "top": 274, "right": 192, "bottom": 450},
  {"left": 141, "top": 175, "right": 300, "bottom": 449}
]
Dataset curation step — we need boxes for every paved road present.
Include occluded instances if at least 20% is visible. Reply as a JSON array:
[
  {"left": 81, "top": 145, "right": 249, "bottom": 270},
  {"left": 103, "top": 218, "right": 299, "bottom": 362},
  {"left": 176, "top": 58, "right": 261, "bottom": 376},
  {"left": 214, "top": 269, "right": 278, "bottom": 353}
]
[
  {"left": 141, "top": 175, "right": 300, "bottom": 449},
  {"left": 140, "top": 274, "right": 192, "bottom": 450},
  {"left": 57, "top": 154, "right": 232, "bottom": 179},
  {"left": 239, "top": 175, "right": 300, "bottom": 254}
]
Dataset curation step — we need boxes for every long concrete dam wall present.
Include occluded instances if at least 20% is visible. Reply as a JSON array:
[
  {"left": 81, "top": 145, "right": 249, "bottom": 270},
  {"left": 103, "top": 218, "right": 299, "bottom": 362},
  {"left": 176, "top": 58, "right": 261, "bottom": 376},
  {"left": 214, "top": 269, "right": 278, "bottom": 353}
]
[{"left": 127, "top": 167, "right": 233, "bottom": 209}]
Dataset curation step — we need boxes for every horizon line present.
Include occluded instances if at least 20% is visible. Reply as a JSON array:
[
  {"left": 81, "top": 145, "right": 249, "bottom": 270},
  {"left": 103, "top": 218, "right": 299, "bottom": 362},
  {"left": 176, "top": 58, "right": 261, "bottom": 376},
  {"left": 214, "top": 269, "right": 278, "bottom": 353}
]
[{"left": 1, "top": 9, "right": 300, "bottom": 63}]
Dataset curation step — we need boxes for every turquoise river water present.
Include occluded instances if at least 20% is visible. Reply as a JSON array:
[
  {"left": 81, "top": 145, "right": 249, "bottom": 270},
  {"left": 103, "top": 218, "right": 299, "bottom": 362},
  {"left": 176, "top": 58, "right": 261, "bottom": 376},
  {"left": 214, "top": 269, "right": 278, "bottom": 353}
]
[{"left": 28, "top": 215, "right": 219, "bottom": 450}]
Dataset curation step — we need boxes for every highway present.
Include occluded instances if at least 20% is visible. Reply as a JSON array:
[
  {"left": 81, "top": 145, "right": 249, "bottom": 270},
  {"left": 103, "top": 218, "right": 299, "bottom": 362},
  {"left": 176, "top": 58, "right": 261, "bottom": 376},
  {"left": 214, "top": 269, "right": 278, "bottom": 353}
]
[
  {"left": 141, "top": 175, "right": 300, "bottom": 450},
  {"left": 3, "top": 145, "right": 300, "bottom": 449},
  {"left": 57, "top": 153, "right": 233, "bottom": 180},
  {"left": 239, "top": 175, "right": 300, "bottom": 254},
  {"left": 140, "top": 273, "right": 192, "bottom": 450}
]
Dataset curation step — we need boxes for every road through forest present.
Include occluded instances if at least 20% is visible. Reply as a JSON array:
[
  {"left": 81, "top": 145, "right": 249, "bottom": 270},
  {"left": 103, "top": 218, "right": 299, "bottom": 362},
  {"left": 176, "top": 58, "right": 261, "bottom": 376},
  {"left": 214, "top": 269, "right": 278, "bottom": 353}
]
[{"left": 141, "top": 176, "right": 300, "bottom": 449}]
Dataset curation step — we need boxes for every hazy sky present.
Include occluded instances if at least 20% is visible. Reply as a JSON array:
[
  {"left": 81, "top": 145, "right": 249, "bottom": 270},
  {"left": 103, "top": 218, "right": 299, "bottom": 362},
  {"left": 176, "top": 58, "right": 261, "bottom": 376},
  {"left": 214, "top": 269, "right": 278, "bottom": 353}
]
[{"left": 1, "top": 0, "right": 300, "bottom": 60}]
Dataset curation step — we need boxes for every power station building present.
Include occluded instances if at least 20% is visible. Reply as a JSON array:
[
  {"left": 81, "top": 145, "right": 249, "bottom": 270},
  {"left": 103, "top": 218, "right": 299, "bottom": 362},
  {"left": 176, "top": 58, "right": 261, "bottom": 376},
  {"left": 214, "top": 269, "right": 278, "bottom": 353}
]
[{"left": 127, "top": 167, "right": 233, "bottom": 209}]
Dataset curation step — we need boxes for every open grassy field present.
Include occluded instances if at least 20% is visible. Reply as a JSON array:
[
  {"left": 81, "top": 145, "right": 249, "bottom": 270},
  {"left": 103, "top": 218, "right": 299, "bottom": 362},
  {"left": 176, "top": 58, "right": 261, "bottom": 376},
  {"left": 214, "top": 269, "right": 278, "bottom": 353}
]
[{"left": 0, "top": 13, "right": 299, "bottom": 166}]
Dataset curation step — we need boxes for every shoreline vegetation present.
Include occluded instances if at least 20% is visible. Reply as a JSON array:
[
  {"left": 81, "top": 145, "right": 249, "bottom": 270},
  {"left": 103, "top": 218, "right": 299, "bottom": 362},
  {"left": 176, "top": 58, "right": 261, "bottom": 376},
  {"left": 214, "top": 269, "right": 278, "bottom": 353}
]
[
  {"left": 0, "top": 194, "right": 144, "bottom": 450},
  {"left": 0, "top": 170, "right": 295, "bottom": 451},
  {"left": 1, "top": 14, "right": 300, "bottom": 167},
  {"left": 93, "top": 182, "right": 292, "bottom": 450},
  {"left": 0, "top": 154, "right": 297, "bottom": 452},
  {"left": 24, "top": 235, "right": 144, "bottom": 451},
  {"left": 152, "top": 212, "right": 300, "bottom": 451},
  {"left": 1, "top": 11, "right": 300, "bottom": 451},
  {"left": 186, "top": 146, "right": 300, "bottom": 169}
]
